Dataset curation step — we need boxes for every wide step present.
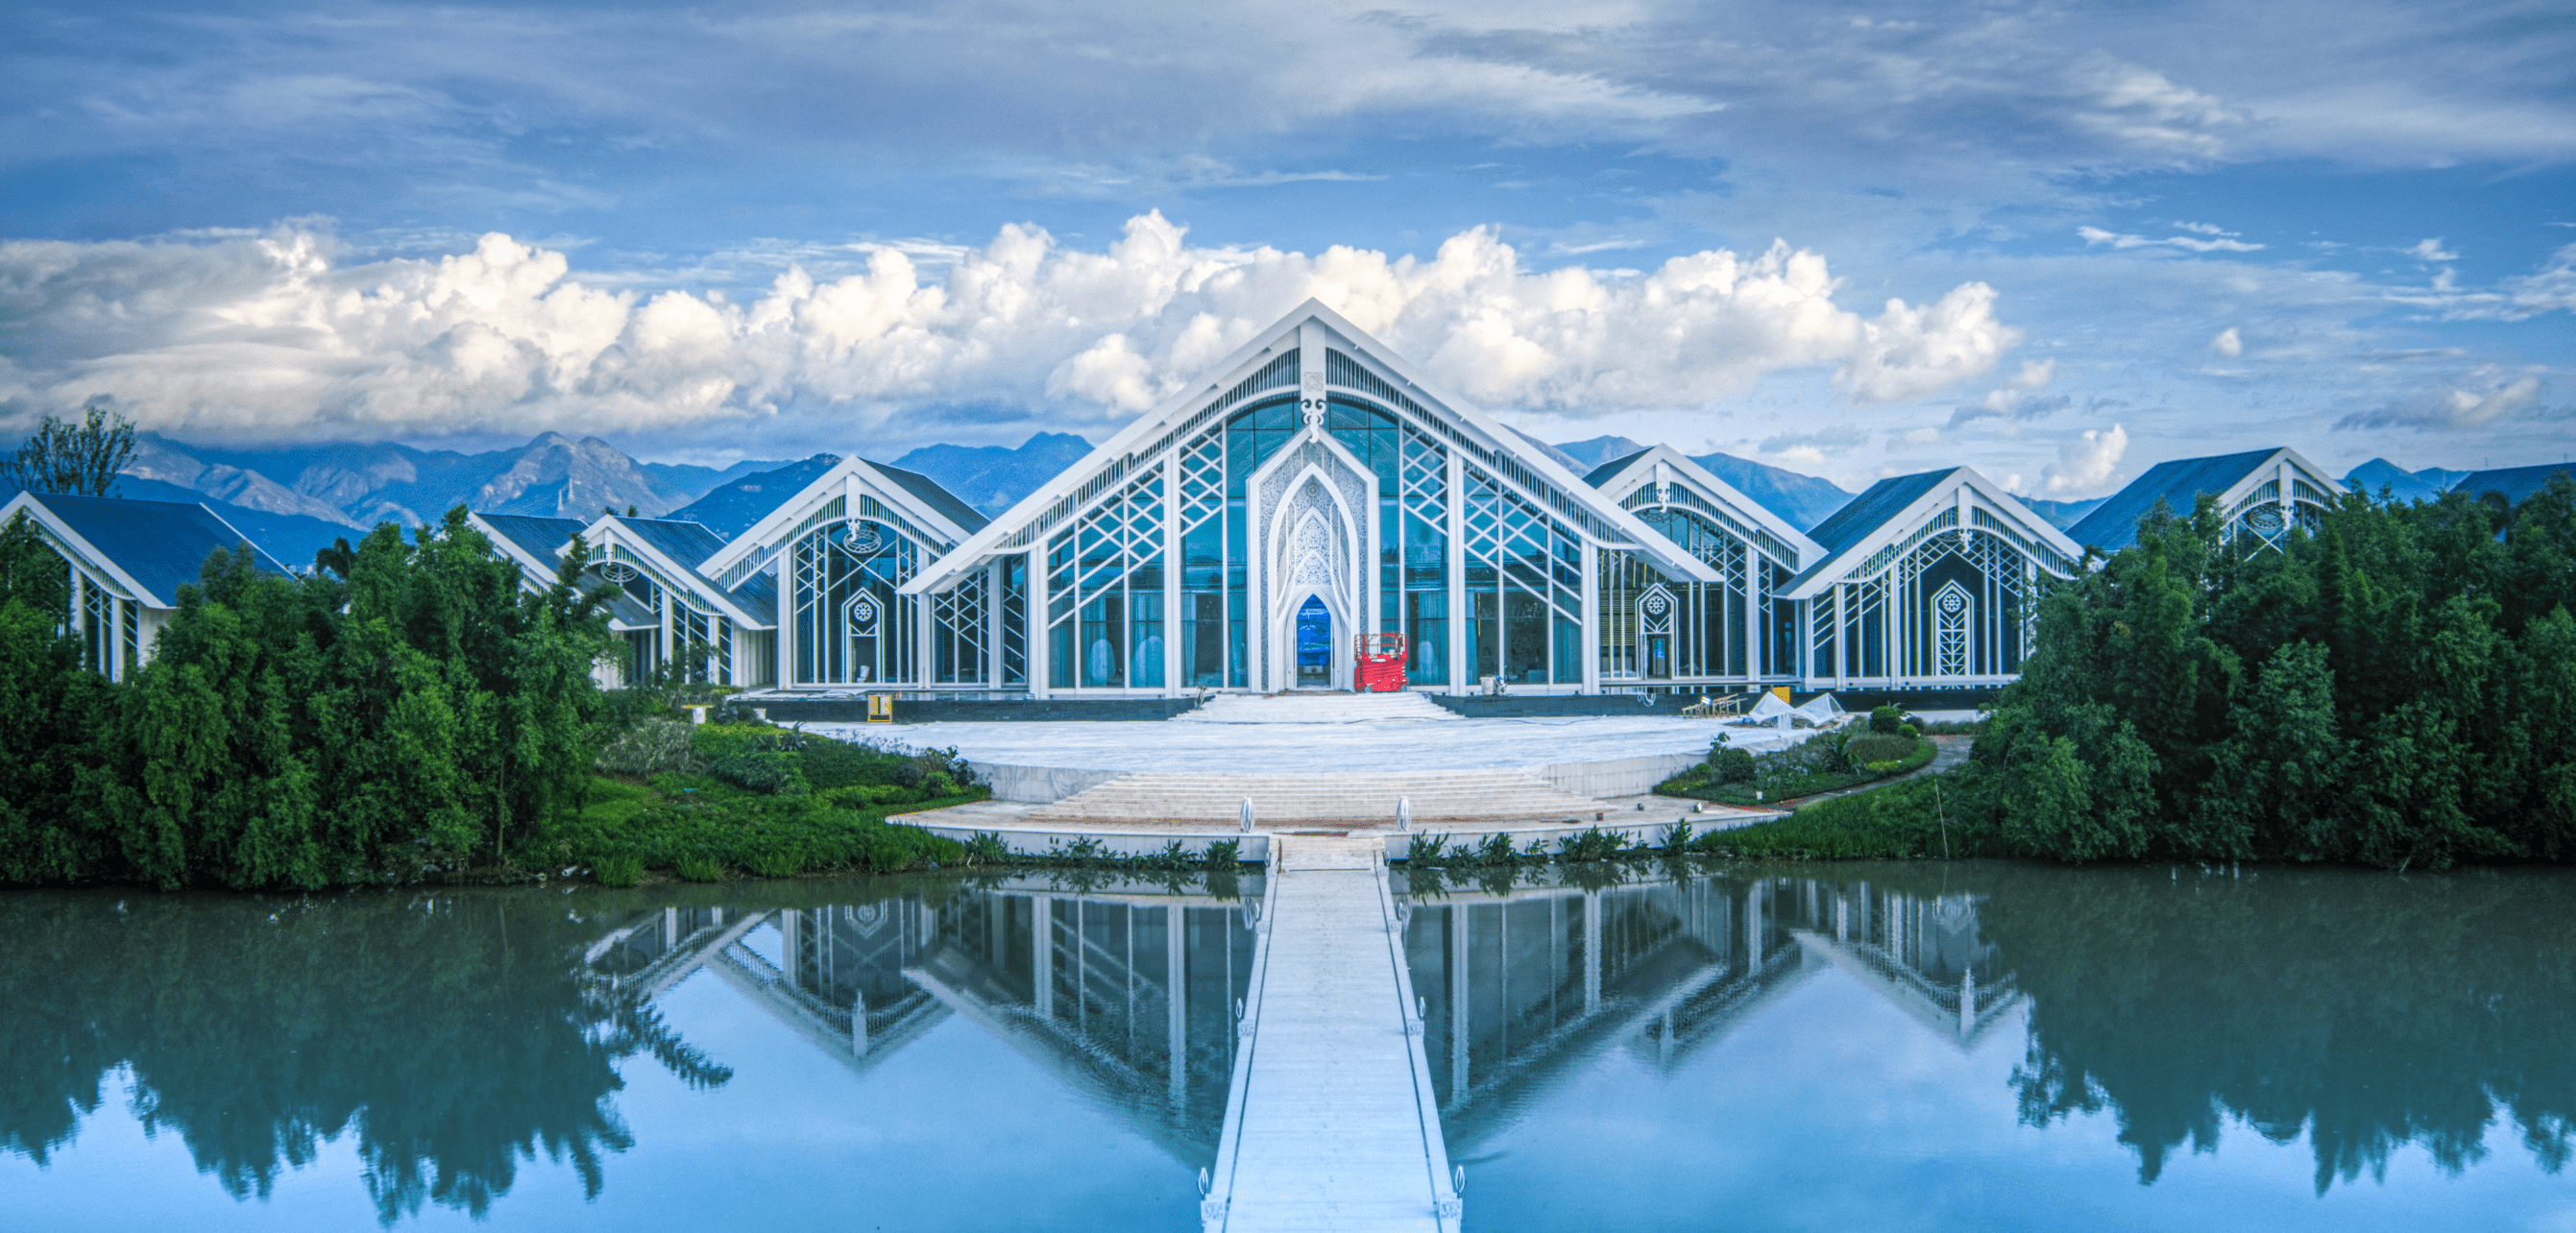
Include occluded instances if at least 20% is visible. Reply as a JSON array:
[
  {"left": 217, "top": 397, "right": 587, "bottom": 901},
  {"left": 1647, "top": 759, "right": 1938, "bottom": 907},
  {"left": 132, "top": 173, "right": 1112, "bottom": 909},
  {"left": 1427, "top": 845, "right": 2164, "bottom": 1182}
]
[
  {"left": 1029, "top": 770, "right": 1605, "bottom": 825},
  {"left": 1175, "top": 692, "right": 1459, "bottom": 724}
]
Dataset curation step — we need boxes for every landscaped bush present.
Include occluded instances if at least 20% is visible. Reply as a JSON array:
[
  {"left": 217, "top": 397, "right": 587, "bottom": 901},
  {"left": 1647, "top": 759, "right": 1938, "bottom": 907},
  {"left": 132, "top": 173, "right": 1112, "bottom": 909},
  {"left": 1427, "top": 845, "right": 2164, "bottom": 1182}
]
[
  {"left": 709, "top": 749, "right": 811, "bottom": 796},
  {"left": 1843, "top": 733, "right": 1918, "bottom": 769},
  {"left": 1711, "top": 747, "right": 1757, "bottom": 784},
  {"left": 1870, "top": 704, "right": 1906, "bottom": 734},
  {"left": 596, "top": 717, "right": 702, "bottom": 776}
]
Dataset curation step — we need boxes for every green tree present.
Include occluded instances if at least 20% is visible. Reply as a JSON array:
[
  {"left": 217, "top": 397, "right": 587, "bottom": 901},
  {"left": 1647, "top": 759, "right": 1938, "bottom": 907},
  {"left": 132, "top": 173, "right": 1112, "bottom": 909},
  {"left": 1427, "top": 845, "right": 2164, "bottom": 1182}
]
[
  {"left": 2, "top": 404, "right": 136, "bottom": 496},
  {"left": 0, "top": 513, "right": 109, "bottom": 882}
]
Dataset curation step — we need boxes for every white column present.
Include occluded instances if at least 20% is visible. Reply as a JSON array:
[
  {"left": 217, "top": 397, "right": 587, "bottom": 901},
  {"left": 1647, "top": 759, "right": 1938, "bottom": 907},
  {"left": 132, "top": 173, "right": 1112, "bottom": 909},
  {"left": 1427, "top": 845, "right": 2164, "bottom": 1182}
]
[
  {"left": 1580, "top": 540, "right": 1599, "bottom": 694},
  {"left": 1031, "top": 894, "right": 1055, "bottom": 1019},
  {"left": 1167, "top": 905, "right": 1187, "bottom": 1101},
  {"left": 1446, "top": 451, "right": 1468, "bottom": 694},
  {"left": 1581, "top": 890, "right": 1603, "bottom": 1013},
  {"left": 1164, "top": 451, "right": 1182, "bottom": 696},
  {"left": 1030, "top": 546, "right": 1052, "bottom": 698}
]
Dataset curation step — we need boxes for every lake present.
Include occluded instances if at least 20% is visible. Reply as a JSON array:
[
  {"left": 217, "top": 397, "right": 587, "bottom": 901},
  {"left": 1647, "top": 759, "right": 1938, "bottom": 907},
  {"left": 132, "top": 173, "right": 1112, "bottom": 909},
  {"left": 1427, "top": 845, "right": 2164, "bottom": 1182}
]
[{"left": 2, "top": 860, "right": 2569, "bottom": 1230}]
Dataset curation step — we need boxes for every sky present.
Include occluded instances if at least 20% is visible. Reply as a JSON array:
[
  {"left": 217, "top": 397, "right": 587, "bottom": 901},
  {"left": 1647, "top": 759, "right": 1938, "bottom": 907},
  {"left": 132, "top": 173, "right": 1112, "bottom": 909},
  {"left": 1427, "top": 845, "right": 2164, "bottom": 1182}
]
[{"left": 2, "top": 0, "right": 2571, "bottom": 496}]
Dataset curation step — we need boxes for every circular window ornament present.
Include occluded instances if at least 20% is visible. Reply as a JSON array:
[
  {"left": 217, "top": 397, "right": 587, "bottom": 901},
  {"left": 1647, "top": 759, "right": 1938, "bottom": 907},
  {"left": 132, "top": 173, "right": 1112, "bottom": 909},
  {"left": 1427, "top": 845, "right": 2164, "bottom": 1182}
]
[
  {"left": 1643, "top": 592, "right": 1669, "bottom": 616},
  {"left": 2247, "top": 506, "right": 2286, "bottom": 534},
  {"left": 1938, "top": 590, "right": 1966, "bottom": 616},
  {"left": 849, "top": 523, "right": 884, "bottom": 554},
  {"left": 853, "top": 599, "right": 877, "bottom": 623}
]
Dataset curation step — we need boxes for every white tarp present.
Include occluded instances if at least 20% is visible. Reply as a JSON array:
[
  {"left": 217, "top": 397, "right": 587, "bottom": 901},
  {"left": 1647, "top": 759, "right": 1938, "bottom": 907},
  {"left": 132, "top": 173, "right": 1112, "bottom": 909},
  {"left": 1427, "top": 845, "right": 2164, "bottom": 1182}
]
[
  {"left": 1792, "top": 693, "right": 1849, "bottom": 727},
  {"left": 1732, "top": 692, "right": 1796, "bottom": 728}
]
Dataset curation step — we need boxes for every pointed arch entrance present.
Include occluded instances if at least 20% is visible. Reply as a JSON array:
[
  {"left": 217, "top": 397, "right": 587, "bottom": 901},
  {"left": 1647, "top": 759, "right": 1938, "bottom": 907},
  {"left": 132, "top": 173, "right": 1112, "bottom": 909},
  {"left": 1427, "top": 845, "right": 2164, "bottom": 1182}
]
[{"left": 1251, "top": 435, "right": 1373, "bottom": 691}]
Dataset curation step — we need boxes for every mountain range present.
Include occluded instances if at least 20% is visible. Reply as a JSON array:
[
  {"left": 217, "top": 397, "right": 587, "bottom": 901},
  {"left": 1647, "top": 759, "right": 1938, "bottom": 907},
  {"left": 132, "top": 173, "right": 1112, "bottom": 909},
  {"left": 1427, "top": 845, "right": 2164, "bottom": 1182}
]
[
  {"left": 1552, "top": 436, "right": 1857, "bottom": 530},
  {"left": 30, "top": 423, "right": 2502, "bottom": 576}
]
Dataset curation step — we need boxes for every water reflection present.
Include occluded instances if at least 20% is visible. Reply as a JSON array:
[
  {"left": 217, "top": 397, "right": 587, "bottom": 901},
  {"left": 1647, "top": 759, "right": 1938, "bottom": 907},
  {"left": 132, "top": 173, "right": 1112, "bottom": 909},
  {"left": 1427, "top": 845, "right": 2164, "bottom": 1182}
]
[
  {"left": 4, "top": 862, "right": 2572, "bottom": 1227},
  {"left": 1399, "top": 861, "right": 2576, "bottom": 1196},
  {"left": 1403, "top": 869, "right": 2020, "bottom": 1154},
  {"left": 581, "top": 878, "right": 1258, "bottom": 1166}
]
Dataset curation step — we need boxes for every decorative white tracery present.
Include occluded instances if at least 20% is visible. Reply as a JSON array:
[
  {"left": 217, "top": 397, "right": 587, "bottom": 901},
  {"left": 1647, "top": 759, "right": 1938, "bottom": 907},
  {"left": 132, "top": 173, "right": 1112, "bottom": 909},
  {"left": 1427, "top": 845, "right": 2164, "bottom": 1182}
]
[{"left": 1932, "top": 581, "right": 1971, "bottom": 677}]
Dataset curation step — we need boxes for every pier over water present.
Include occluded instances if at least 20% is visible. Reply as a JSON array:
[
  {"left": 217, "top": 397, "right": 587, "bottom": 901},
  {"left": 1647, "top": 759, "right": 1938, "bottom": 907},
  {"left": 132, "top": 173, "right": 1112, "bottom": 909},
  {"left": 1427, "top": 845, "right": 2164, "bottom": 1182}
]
[{"left": 1205, "top": 835, "right": 1462, "bottom": 1233}]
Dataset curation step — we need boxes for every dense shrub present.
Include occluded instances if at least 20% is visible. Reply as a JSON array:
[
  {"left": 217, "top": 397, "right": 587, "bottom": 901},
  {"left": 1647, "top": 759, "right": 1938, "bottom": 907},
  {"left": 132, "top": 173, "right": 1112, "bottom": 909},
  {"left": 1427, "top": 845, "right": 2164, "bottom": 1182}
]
[
  {"left": 595, "top": 718, "right": 699, "bottom": 776},
  {"left": 1869, "top": 704, "right": 1906, "bottom": 734},
  {"left": 1842, "top": 733, "right": 1918, "bottom": 768},
  {"left": 1968, "top": 474, "right": 2576, "bottom": 868},
  {"left": 1, "top": 509, "right": 619, "bottom": 889},
  {"left": 1711, "top": 747, "right": 1757, "bottom": 784}
]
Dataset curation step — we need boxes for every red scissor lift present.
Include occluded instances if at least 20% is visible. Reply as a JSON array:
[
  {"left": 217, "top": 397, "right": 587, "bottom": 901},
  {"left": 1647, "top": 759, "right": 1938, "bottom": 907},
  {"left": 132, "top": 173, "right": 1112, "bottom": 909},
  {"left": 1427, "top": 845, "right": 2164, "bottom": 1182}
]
[{"left": 1356, "top": 632, "right": 1408, "bottom": 692}]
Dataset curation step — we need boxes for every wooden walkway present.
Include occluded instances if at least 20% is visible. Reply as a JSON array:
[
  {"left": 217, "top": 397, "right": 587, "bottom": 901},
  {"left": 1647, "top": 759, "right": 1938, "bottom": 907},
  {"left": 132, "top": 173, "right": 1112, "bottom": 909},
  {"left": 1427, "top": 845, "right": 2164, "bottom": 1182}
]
[{"left": 1204, "top": 835, "right": 1462, "bottom": 1233}]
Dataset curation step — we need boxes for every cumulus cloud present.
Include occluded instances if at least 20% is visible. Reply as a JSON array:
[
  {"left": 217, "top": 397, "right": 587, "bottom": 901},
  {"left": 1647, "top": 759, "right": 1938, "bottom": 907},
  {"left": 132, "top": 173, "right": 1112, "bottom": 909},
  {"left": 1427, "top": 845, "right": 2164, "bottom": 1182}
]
[
  {"left": 0, "top": 214, "right": 2017, "bottom": 443},
  {"left": 2211, "top": 326, "right": 2243, "bottom": 357},
  {"left": 2335, "top": 368, "right": 2547, "bottom": 430},
  {"left": 2042, "top": 423, "right": 2127, "bottom": 496},
  {"left": 2407, "top": 237, "right": 2461, "bottom": 261}
]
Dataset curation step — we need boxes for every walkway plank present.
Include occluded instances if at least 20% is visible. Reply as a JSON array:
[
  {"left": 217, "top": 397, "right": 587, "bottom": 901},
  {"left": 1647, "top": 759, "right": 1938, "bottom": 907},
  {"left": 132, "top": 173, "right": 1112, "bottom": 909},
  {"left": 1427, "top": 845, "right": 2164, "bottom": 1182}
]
[{"left": 1207, "top": 835, "right": 1460, "bottom": 1233}]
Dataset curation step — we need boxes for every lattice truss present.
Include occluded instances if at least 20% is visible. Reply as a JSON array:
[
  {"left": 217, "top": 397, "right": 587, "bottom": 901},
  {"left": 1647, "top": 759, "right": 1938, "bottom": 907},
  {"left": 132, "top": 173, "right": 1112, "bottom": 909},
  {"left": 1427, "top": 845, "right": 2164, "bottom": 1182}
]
[
  {"left": 1599, "top": 507, "right": 1777, "bottom": 681},
  {"left": 931, "top": 567, "right": 988, "bottom": 685},
  {"left": 1461, "top": 463, "right": 1581, "bottom": 683},
  {"left": 1810, "top": 516, "right": 2041, "bottom": 683},
  {"left": 2224, "top": 478, "right": 2329, "bottom": 555},
  {"left": 790, "top": 520, "right": 919, "bottom": 685},
  {"left": 1046, "top": 471, "right": 1166, "bottom": 688}
]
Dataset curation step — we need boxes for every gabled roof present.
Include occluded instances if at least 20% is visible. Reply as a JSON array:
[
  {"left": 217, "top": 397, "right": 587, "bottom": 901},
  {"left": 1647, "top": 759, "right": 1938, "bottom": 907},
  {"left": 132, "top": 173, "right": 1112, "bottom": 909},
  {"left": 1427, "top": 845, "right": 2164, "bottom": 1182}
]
[
  {"left": 472, "top": 513, "right": 586, "bottom": 574},
  {"left": 583, "top": 514, "right": 768, "bottom": 627},
  {"left": 1583, "top": 444, "right": 1824, "bottom": 568},
  {"left": 1807, "top": 470, "right": 1959, "bottom": 557},
  {"left": 2067, "top": 447, "right": 2345, "bottom": 551},
  {"left": 1779, "top": 467, "right": 2080, "bottom": 599},
  {"left": 2, "top": 491, "right": 289, "bottom": 608},
  {"left": 2454, "top": 463, "right": 2574, "bottom": 508},
  {"left": 904, "top": 298, "right": 1718, "bottom": 592},
  {"left": 872, "top": 460, "right": 989, "bottom": 535},
  {"left": 1582, "top": 447, "right": 1654, "bottom": 489},
  {"left": 698, "top": 456, "right": 992, "bottom": 587}
]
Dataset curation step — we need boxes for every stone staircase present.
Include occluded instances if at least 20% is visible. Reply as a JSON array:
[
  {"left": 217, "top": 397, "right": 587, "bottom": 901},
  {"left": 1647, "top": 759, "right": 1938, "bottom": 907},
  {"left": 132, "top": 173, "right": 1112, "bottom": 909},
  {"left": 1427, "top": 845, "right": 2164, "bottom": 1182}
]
[
  {"left": 1025, "top": 769, "right": 1606, "bottom": 828},
  {"left": 1173, "top": 691, "right": 1459, "bottom": 724}
]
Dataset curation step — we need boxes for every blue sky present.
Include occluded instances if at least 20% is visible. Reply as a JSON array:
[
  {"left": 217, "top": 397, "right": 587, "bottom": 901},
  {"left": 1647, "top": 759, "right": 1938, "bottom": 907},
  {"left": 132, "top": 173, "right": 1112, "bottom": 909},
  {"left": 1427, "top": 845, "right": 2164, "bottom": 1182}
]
[{"left": 2, "top": 0, "right": 2570, "bottom": 494}]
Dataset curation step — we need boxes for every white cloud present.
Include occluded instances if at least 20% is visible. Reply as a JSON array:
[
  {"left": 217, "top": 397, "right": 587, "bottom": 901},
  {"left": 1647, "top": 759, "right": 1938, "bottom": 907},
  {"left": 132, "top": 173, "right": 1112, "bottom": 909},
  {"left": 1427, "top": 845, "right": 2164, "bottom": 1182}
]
[
  {"left": 2078, "top": 227, "right": 2266, "bottom": 254},
  {"left": 2333, "top": 368, "right": 2547, "bottom": 430},
  {"left": 0, "top": 214, "right": 2018, "bottom": 443},
  {"left": 2407, "top": 237, "right": 2460, "bottom": 261},
  {"left": 2042, "top": 423, "right": 2127, "bottom": 496},
  {"left": 2211, "top": 326, "right": 2243, "bottom": 357},
  {"left": 2502, "top": 243, "right": 2576, "bottom": 318}
]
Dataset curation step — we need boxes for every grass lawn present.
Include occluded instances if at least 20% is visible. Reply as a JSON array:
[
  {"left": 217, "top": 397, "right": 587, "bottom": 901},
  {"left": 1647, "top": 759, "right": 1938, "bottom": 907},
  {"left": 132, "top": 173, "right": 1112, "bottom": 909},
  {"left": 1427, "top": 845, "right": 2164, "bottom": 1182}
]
[{"left": 1655, "top": 734, "right": 1937, "bottom": 805}]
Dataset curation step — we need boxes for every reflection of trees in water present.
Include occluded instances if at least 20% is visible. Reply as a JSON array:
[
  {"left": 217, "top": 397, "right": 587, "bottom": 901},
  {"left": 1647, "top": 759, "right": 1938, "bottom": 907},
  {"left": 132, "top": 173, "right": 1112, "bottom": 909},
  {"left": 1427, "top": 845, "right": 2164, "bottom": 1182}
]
[
  {"left": 1975, "top": 864, "right": 2576, "bottom": 1192},
  {"left": 0, "top": 889, "right": 665, "bottom": 1222}
]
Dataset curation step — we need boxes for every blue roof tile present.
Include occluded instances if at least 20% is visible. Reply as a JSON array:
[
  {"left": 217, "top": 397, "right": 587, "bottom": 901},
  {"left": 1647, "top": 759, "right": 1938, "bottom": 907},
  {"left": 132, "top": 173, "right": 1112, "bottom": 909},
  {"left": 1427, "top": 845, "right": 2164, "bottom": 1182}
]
[
  {"left": 1582, "top": 447, "right": 1653, "bottom": 489},
  {"left": 618, "top": 518, "right": 729, "bottom": 571},
  {"left": 2067, "top": 449, "right": 2279, "bottom": 550},
  {"left": 25, "top": 493, "right": 288, "bottom": 607},
  {"left": 870, "top": 461, "right": 989, "bottom": 535},
  {"left": 2454, "top": 463, "right": 2574, "bottom": 508},
  {"left": 474, "top": 514, "right": 584, "bottom": 569},
  {"left": 1805, "top": 470, "right": 1957, "bottom": 555}
]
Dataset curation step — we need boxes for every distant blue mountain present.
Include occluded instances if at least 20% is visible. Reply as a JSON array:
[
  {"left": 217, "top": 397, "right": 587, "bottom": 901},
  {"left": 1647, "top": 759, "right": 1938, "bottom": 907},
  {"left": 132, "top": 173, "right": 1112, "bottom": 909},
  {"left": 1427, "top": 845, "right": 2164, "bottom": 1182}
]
[
  {"left": 890, "top": 432, "right": 1098, "bottom": 516},
  {"left": 2020, "top": 496, "right": 2108, "bottom": 530},
  {"left": 667, "top": 454, "right": 844, "bottom": 539},
  {"left": 1552, "top": 434, "right": 1855, "bottom": 532},
  {"left": 2344, "top": 458, "right": 2470, "bottom": 504}
]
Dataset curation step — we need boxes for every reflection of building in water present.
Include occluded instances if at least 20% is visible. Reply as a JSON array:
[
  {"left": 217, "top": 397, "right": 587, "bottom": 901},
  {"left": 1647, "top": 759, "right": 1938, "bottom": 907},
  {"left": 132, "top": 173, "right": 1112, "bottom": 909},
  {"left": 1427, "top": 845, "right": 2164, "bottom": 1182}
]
[
  {"left": 1402, "top": 875, "right": 2019, "bottom": 1150},
  {"left": 582, "top": 882, "right": 1257, "bottom": 1167}
]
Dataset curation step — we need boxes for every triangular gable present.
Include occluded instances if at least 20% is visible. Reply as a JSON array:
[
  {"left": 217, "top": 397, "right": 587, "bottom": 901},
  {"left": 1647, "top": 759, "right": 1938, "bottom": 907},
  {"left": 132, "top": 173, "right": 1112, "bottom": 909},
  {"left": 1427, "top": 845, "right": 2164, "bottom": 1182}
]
[
  {"left": 2, "top": 491, "right": 289, "bottom": 608},
  {"left": 907, "top": 299, "right": 1717, "bottom": 592},
  {"left": 1586, "top": 445, "right": 1825, "bottom": 570},
  {"left": 2068, "top": 447, "right": 2346, "bottom": 551},
  {"left": 697, "top": 456, "right": 990, "bottom": 592},
  {"left": 582, "top": 514, "right": 768, "bottom": 628},
  {"left": 1780, "top": 467, "right": 2080, "bottom": 599}
]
